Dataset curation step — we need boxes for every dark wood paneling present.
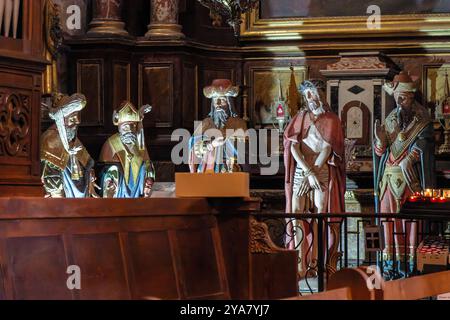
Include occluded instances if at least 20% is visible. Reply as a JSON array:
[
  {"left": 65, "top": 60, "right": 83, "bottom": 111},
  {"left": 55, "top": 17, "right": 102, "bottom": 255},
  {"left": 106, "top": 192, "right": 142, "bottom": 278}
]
[
  {"left": 113, "top": 61, "right": 131, "bottom": 110},
  {"left": 127, "top": 231, "right": 179, "bottom": 299},
  {"left": 6, "top": 236, "right": 71, "bottom": 300},
  {"left": 0, "top": 197, "right": 298, "bottom": 300},
  {"left": 72, "top": 233, "right": 129, "bottom": 300},
  {"left": 0, "top": 62, "right": 44, "bottom": 195},
  {"left": 77, "top": 59, "right": 104, "bottom": 126},
  {"left": 0, "top": 198, "right": 247, "bottom": 300},
  {"left": 176, "top": 228, "right": 225, "bottom": 299},
  {"left": 182, "top": 63, "right": 198, "bottom": 129},
  {"left": 139, "top": 63, "right": 174, "bottom": 128}
]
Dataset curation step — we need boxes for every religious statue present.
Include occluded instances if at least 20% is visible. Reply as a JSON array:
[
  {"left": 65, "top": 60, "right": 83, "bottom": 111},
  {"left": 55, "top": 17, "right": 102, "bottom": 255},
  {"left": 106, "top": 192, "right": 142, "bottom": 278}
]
[
  {"left": 99, "top": 101, "right": 155, "bottom": 198},
  {"left": 373, "top": 71, "right": 435, "bottom": 268},
  {"left": 41, "top": 93, "right": 98, "bottom": 198},
  {"left": 189, "top": 79, "right": 247, "bottom": 173},
  {"left": 284, "top": 80, "right": 346, "bottom": 277}
]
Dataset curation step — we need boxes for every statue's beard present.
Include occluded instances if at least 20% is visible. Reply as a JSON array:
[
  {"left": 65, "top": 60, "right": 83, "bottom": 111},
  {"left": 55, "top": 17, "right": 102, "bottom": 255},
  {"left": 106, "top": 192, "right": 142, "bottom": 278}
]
[
  {"left": 308, "top": 101, "right": 325, "bottom": 116},
  {"left": 397, "top": 107, "right": 413, "bottom": 131},
  {"left": 66, "top": 126, "right": 78, "bottom": 142},
  {"left": 120, "top": 132, "right": 138, "bottom": 146},
  {"left": 212, "top": 108, "right": 229, "bottom": 129}
]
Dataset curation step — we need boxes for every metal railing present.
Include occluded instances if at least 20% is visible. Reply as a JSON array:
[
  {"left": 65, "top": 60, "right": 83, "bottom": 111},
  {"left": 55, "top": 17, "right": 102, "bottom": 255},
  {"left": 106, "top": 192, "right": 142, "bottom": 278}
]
[{"left": 256, "top": 212, "right": 450, "bottom": 295}]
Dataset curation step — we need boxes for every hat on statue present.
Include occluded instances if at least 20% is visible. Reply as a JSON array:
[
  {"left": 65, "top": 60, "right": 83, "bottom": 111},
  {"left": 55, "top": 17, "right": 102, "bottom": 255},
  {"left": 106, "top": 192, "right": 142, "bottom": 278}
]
[
  {"left": 47, "top": 93, "right": 87, "bottom": 155},
  {"left": 203, "top": 79, "right": 240, "bottom": 98},
  {"left": 50, "top": 93, "right": 87, "bottom": 118},
  {"left": 383, "top": 71, "right": 417, "bottom": 96},
  {"left": 113, "top": 101, "right": 152, "bottom": 126}
]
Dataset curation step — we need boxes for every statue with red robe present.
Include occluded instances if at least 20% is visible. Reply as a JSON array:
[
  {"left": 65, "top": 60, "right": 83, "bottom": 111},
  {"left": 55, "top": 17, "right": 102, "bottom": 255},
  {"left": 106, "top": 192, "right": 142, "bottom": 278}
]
[{"left": 284, "top": 80, "right": 346, "bottom": 277}]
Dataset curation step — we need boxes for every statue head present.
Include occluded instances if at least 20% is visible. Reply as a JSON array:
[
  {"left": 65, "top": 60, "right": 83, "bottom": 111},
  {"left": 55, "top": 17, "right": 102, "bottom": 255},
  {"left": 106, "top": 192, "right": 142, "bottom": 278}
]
[
  {"left": 299, "top": 80, "right": 327, "bottom": 116},
  {"left": 384, "top": 71, "right": 417, "bottom": 112},
  {"left": 48, "top": 93, "right": 86, "bottom": 153},
  {"left": 383, "top": 71, "right": 417, "bottom": 130},
  {"left": 113, "top": 101, "right": 152, "bottom": 149},
  {"left": 204, "top": 79, "right": 239, "bottom": 128}
]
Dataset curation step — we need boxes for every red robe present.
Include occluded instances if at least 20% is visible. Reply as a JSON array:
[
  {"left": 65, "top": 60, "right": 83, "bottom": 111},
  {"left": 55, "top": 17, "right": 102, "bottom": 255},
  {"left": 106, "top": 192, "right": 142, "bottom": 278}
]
[{"left": 284, "top": 109, "right": 346, "bottom": 214}]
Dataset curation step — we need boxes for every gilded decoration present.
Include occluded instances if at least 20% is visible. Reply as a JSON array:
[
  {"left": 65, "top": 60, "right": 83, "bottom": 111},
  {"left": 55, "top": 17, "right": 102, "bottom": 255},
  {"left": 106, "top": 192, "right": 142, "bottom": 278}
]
[{"left": 240, "top": 3, "right": 450, "bottom": 41}]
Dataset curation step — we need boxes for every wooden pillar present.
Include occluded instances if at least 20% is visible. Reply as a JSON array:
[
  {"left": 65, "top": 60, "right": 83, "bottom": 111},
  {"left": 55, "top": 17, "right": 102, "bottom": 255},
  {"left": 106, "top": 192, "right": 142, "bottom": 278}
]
[
  {"left": 145, "top": 0, "right": 184, "bottom": 40},
  {"left": 88, "top": 0, "right": 128, "bottom": 37}
]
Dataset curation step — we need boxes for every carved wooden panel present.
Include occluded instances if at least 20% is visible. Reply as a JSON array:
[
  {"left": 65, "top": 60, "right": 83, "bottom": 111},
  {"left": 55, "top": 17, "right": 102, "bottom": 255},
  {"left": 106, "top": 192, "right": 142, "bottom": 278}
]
[
  {"left": 112, "top": 61, "right": 130, "bottom": 110},
  {"left": 139, "top": 63, "right": 174, "bottom": 128},
  {"left": 201, "top": 68, "right": 235, "bottom": 118},
  {"left": 76, "top": 59, "right": 104, "bottom": 126},
  {"left": 0, "top": 91, "right": 30, "bottom": 159},
  {"left": 182, "top": 63, "right": 198, "bottom": 129}
]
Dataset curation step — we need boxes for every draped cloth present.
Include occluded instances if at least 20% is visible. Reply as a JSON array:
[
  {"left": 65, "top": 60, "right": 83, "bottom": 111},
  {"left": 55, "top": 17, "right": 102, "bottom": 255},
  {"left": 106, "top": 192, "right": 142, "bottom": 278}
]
[{"left": 284, "top": 109, "right": 346, "bottom": 215}]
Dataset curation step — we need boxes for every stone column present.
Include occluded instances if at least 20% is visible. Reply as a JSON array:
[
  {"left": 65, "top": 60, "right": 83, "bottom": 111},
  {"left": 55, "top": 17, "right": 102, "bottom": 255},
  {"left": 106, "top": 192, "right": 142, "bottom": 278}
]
[
  {"left": 88, "top": 0, "right": 128, "bottom": 37},
  {"left": 145, "top": 0, "right": 184, "bottom": 40}
]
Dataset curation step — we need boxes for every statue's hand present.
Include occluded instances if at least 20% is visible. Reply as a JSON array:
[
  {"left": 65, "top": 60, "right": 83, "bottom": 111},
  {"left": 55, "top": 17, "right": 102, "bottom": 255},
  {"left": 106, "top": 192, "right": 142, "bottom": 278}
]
[
  {"left": 211, "top": 137, "right": 226, "bottom": 148},
  {"left": 144, "top": 178, "right": 154, "bottom": 198},
  {"left": 308, "top": 173, "right": 322, "bottom": 191},
  {"left": 104, "top": 179, "right": 117, "bottom": 198},
  {"left": 374, "top": 120, "right": 387, "bottom": 147},
  {"left": 399, "top": 156, "right": 417, "bottom": 187}
]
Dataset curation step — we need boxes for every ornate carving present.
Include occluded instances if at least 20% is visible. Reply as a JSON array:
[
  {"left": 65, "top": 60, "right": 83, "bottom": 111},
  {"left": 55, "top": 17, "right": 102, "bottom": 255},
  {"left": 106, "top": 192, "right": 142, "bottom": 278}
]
[
  {"left": 250, "top": 216, "right": 282, "bottom": 254},
  {"left": 327, "top": 57, "right": 388, "bottom": 71},
  {"left": 326, "top": 223, "right": 342, "bottom": 277},
  {"left": 44, "top": 0, "right": 63, "bottom": 59},
  {"left": 0, "top": 92, "right": 30, "bottom": 157}
]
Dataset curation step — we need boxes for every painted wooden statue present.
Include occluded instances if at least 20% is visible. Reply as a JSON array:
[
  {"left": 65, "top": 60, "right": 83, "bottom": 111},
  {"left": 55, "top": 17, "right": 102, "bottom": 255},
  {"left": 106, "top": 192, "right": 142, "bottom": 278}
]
[
  {"left": 189, "top": 79, "right": 247, "bottom": 173},
  {"left": 284, "top": 80, "right": 346, "bottom": 277},
  {"left": 374, "top": 71, "right": 435, "bottom": 269},
  {"left": 41, "top": 93, "right": 98, "bottom": 198},
  {"left": 99, "top": 101, "right": 155, "bottom": 198}
]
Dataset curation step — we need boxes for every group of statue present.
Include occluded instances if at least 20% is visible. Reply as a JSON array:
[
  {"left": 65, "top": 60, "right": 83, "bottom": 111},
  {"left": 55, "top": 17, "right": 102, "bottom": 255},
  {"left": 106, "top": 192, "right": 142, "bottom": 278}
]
[
  {"left": 282, "top": 72, "right": 434, "bottom": 273},
  {"left": 41, "top": 73, "right": 435, "bottom": 271},
  {"left": 41, "top": 94, "right": 155, "bottom": 199}
]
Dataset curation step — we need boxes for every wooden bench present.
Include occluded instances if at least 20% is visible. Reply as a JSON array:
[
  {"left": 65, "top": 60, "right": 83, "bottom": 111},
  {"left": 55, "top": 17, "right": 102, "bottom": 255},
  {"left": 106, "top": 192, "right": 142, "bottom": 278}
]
[
  {"left": 382, "top": 270, "right": 450, "bottom": 300},
  {"left": 0, "top": 197, "right": 298, "bottom": 300},
  {"left": 327, "top": 267, "right": 450, "bottom": 300},
  {"left": 285, "top": 287, "right": 352, "bottom": 300}
]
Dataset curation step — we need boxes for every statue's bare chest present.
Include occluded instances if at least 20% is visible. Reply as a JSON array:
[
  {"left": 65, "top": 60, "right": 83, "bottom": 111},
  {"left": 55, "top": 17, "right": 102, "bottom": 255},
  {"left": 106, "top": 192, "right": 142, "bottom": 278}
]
[{"left": 302, "top": 124, "right": 326, "bottom": 154}]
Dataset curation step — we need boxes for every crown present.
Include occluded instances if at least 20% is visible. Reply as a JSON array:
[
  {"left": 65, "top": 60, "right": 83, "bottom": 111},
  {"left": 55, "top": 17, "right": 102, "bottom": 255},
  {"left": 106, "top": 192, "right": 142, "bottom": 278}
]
[{"left": 113, "top": 101, "right": 141, "bottom": 125}]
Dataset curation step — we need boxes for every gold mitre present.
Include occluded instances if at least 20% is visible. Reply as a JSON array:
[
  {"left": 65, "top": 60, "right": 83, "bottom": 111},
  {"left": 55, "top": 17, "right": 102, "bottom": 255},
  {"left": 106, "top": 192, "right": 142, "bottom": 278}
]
[
  {"left": 113, "top": 101, "right": 141, "bottom": 125},
  {"left": 204, "top": 79, "right": 239, "bottom": 99}
]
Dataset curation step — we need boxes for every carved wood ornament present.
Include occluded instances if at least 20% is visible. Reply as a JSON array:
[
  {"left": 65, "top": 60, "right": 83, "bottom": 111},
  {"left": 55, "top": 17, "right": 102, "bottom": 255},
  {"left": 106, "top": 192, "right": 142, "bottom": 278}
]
[
  {"left": 0, "top": 92, "right": 30, "bottom": 157},
  {"left": 249, "top": 216, "right": 283, "bottom": 254}
]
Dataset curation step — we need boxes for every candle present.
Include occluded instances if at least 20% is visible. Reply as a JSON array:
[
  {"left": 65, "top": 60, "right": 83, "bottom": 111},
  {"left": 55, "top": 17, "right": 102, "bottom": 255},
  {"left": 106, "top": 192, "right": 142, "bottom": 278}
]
[
  {"left": 443, "top": 189, "right": 450, "bottom": 199},
  {"left": 423, "top": 189, "right": 433, "bottom": 198}
]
